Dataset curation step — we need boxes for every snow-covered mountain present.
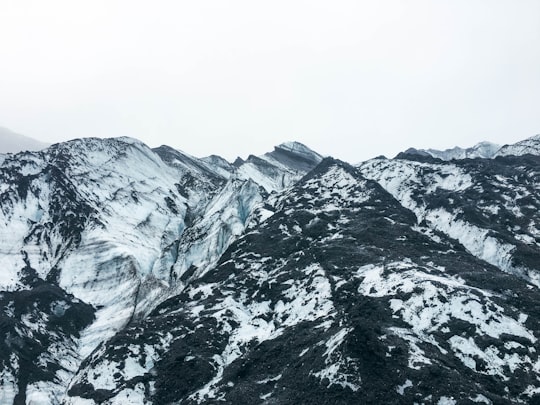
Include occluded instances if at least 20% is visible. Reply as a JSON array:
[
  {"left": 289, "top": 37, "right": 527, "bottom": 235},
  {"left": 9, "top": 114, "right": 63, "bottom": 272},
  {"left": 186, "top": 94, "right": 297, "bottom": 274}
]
[
  {"left": 402, "top": 134, "right": 540, "bottom": 161},
  {"left": 0, "top": 137, "right": 322, "bottom": 403},
  {"left": 396, "top": 135, "right": 540, "bottom": 161},
  {"left": 495, "top": 134, "right": 540, "bottom": 157},
  {"left": 0, "top": 127, "right": 50, "bottom": 154},
  {"left": 1, "top": 134, "right": 540, "bottom": 404},
  {"left": 401, "top": 141, "right": 501, "bottom": 161}
]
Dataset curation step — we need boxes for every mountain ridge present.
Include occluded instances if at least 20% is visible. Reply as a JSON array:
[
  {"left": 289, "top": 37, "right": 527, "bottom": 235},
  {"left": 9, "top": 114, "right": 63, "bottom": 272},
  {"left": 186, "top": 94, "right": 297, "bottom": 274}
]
[
  {"left": 400, "top": 134, "right": 540, "bottom": 161},
  {"left": 0, "top": 127, "right": 50, "bottom": 154},
  {"left": 1, "top": 133, "right": 540, "bottom": 404}
]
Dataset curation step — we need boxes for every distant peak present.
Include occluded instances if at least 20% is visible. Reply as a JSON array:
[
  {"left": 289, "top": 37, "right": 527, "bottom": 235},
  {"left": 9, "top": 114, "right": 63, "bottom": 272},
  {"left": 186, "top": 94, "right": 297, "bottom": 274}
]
[
  {"left": 273, "top": 141, "right": 323, "bottom": 159},
  {"left": 274, "top": 141, "right": 322, "bottom": 158},
  {"left": 276, "top": 141, "right": 311, "bottom": 152},
  {"left": 233, "top": 157, "right": 245, "bottom": 167},
  {"left": 398, "top": 140, "right": 501, "bottom": 161},
  {"left": 59, "top": 136, "right": 147, "bottom": 148},
  {"left": 114, "top": 136, "right": 148, "bottom": 145},
  {"left": 201, "top": 154, "right": 232, "bottom": 167},
  {"left": 261, "top": 141, "right": 323, "bottom": 174},
  {"left": 475, "top": 141, "right": 499, "bottom": 147},
  {"left": 0, "top": 126, "right": 50, "bottom": 154},
  {"left": 495, "top": 133, "right": 540, "bottom": 157}
]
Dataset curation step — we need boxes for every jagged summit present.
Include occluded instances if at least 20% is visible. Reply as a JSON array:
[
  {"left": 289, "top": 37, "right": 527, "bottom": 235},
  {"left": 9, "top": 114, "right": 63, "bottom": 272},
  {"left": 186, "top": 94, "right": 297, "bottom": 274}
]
[
  {"left": 227, "top": 141, "right": 324, "bottom": 192},
  {"left": 397, "top": 134, "right": 540, "bottom": 162},
  {"left": 495, "top": 133, "right": 540, "bottom": 157},
  {"left": 201, "top": 154, "right": 233, "bottom": 167},
  {"left": 265, "top": 141, "right": 324, "bottom": 173},
  {"left": 59, "top": 135, "right": 147, "bottom": 147},
  {"left": 399, "top": 141, "right": 501, "bottom": 161},
  {"left": 275, "top": 140, "right": 322, "bottom": 158}
]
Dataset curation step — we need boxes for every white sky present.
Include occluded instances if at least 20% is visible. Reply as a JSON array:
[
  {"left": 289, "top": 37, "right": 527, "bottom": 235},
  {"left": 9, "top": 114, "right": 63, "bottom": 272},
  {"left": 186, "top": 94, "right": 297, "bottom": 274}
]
[{"left": 0, "top": 0, "right": 539, "bottom": 162}]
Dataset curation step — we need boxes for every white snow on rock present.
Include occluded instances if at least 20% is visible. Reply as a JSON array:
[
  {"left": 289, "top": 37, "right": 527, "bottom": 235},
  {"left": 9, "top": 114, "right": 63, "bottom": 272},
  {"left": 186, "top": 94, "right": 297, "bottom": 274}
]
[
  {"left": 0, "top": 135, "right": 324, "bottom": 402},
  {"left": 407, "top": 141, "right": 501, "bottom": 161},
  {"left": 396, "top": 379, "right": 413, "bottom": 395},
  {"left": 495, "top": 134, "right": 540, "bottom": 157},
  {"left": 359, "top": 158, "right": 540, "bottom": 287},
  {"left": 189, "top": 263, "right": 337, "bottom": 402},
  {"left": 357, "top": 261, "right": 538, "bottom": 378},
  {"left": 171, "top": 178, "right": 264, "bottom": 283},
  {"left": 0, "top": 368, "right": 18, "bottom": 405},
  {"left": 312, "top": 327, "right": 360, "bottom": 392},
  {"left": 403, "top": 134, "right": 540, "bottom": 161},
  {"left": 438, "top": 397, "right": 457, "bottom": 405}
]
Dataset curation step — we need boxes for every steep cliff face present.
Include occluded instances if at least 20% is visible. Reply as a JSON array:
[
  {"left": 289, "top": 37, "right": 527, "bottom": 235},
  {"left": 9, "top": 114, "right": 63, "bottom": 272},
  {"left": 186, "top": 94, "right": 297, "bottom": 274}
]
[{"left": 1, "top": 135, "right": 539, "bottom": 404}]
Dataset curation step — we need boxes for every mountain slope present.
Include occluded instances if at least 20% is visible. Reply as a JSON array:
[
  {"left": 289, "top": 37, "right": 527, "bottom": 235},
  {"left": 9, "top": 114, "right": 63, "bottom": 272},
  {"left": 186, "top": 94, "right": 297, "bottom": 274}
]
[
  {"left": 0, "top": 127, "right": 50, "bottom": 154},
  {"left": 495, "top": 134, "right": 540, "bottom": 157},
  {"left": 1, "top": 135, "right": 540, "bottom": 404},
  {"left": 0, "top": 137, "right": 322, "bottom": 403},
  {"left": 359, "top": 154, "right": 540, "bottom": 288},
  {"left": 64, "top": 159, "right": 540, "bottom": 404}
]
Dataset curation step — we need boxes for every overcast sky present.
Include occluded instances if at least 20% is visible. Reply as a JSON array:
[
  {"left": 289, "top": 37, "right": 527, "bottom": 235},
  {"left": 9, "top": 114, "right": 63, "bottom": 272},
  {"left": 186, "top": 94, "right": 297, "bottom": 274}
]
[{"left": 0, "top": 1, "right": 539, "bottom": 162}]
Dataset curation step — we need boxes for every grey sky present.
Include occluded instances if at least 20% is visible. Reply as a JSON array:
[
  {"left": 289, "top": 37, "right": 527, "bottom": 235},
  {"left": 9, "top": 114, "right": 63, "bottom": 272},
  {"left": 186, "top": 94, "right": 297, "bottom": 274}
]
[{"left": 0, "top": 0, "right": 539, "bottom": 162}]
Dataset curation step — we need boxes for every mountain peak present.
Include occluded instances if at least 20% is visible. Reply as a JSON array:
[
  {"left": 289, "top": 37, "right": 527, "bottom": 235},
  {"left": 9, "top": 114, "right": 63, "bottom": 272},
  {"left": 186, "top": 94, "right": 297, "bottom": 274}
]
[
  {"left": 399, "top": 141, "right": 501, "bottom": 161},
  {"left": 276, "top": 140, "right": 315, "bottom": 153},
  {"left": 0, "top": 126, "right": 50, "bottom": 154},
  {"left": 274, "top": 141, "right": 322, "bottom": 159},
  {"left": 495, "top": 134, "right": 540, "bottom": 157},
  {"left": 263, "top": 141, "right": 323, "bottom": 174},
  {"left": 398, "top": 134, "right": 540, "bottom": 162}
]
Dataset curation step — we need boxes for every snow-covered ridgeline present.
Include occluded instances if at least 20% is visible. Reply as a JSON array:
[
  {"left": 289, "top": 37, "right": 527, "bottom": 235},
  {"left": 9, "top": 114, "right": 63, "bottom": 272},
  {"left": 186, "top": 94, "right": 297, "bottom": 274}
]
[
  {"left": 359, "top": 158, "right": 540, "bottom": 287},
  {"left": 496, "top": 135, "right": 540, "bottom": 157},
  {"left": 402, "top": 134, "right": 540, "bottom": 161},
  {"left": 404, "top": 141, "right": 501, "bottom": 161},
  {"left": 0, "top": 136, "right": 322, "bottom": 350}
]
